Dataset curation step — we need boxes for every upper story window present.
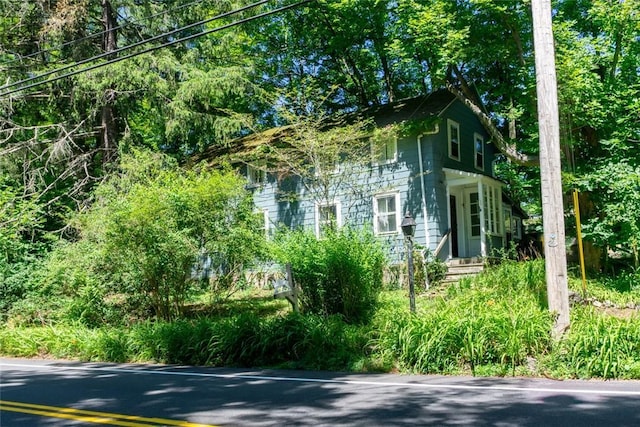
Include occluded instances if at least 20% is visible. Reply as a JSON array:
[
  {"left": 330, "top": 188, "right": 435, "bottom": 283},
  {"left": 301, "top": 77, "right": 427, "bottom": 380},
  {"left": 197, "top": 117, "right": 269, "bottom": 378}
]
[
  {"left": 372, "top": 135, "right": 398, "bottom": 165},
  {"left": 246, "top": 164, "right": 266, "bottom": 186},
  {"left": 315, "top": 201, "right": 342, "bottom": 238},
  {"left": 314, "top": 160, "right": 339, "bottom": 177},
  {"left": 474, "top": 133, "right": 484, "bottom": 171},
  {"left": 373, "top": 192, "right": 401, "bottom": 235},
  {"left": 447, "top": 119, "right": 460, "bottom": 161}
]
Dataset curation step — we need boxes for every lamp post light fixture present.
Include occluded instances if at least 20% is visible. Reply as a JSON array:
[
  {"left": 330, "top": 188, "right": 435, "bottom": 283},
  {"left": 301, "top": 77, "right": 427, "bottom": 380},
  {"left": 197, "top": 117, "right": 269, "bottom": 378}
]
[{"left": 401, "top": 211, "right": 417, "bottom": 313}]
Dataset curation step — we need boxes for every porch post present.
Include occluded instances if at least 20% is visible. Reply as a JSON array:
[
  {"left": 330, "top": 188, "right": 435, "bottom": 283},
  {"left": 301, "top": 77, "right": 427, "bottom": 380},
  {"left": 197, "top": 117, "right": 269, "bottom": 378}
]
[
  {"left": 478, "top": 181, "right": 486, "bottom": 257},
  {"left": 445, "top": 185, "right": 451, "bottom": 259}
]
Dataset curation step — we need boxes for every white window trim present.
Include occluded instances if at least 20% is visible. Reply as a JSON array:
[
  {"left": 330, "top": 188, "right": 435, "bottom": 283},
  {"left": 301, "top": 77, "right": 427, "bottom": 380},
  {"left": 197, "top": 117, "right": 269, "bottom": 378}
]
[
  {"left": 315, "top": 200, "right": 342, "bottom": 238},
  {"left": 255, "top": 208, "right": 270, "bottom": 238},
  {"left": 447, "top": 119, "right": 460, "bottom": 161},
  {"left": 474, "top": 133, "right": 485, "bottom": 171},
  {"left": 503, "top": 208, "right": 512, "bottom": 236},
  {"left": 371, "top": 135, "right": 398, "bottom": 166},
  {"left": 262, "top": 209, "right": 270, "bottom": 238},
  {"left": 483, "top": 183, "right": 502, "bottom": 236},
  {"left": 246, "top": 164, "right": 266, "bottom": 186},
  {"left": 373, "top": 192, "right": 401, "bottom": 236}
]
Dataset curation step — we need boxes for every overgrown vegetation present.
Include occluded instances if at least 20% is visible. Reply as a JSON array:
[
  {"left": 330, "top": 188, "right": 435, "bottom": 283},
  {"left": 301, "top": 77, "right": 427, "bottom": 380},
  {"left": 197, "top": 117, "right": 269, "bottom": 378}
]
[
  {"left": 273, "top": 227, "right": 386, "bottom": 324},
  {"left": 5, "top": 150, "right": 267, "bottom": 324},
  {"left": 373, "top": 260, "right": 552, "bottom": 376},
  {"left": 3, "top": 260, "right": 640, "bottom": 380}
]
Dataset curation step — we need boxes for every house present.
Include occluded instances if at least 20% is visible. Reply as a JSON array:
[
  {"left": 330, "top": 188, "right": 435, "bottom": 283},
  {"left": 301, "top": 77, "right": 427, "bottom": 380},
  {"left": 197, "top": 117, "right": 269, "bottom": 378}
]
[{"left": 196, "top": 90, "right": 526, "bottom": 263}]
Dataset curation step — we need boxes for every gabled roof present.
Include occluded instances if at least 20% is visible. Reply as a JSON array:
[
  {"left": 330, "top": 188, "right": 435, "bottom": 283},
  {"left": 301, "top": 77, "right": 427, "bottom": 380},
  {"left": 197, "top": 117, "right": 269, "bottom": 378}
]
[
  {"left": 357, "top": 89, "right": 456, "bottom": 127},
  {"left": 191, "top": 89, "right": 456, "bottom": 165}
]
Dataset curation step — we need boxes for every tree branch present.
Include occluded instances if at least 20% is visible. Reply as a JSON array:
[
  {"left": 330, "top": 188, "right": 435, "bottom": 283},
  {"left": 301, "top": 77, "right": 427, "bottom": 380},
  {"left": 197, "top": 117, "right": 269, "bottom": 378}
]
[{"left": 445, "top": 81, "right": 539, "bottom": 167}]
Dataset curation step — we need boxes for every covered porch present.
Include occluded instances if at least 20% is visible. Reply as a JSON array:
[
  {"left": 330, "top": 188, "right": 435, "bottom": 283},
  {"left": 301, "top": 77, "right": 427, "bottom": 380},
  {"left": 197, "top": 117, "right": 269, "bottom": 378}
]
[{"left": 443, "top": 168, "right": 505, "bottom": 260}]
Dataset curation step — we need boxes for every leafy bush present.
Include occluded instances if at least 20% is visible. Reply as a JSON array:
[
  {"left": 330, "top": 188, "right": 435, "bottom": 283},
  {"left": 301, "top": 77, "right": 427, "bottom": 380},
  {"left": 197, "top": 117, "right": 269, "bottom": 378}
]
[
  {"left": 274, "top": 227, "right": 386, "bottom": 323},
  {"left": 578, "top": 161, "right": 640, "bottom": 267},
  {"left": 27, "top": 150, "right": 267, "bottom": 323},
  {"left": 0, "top": 173, "right": 50, "bottom": 318},
  {"left": 426, "top": 257, "right": 447, "bottom": 285}
]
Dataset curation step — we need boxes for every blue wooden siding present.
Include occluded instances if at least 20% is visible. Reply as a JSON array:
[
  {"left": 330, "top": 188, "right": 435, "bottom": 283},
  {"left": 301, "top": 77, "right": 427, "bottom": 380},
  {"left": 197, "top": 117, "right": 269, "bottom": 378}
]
[{"left": 439, "top": 100, "right": 495, "bottom": 175}]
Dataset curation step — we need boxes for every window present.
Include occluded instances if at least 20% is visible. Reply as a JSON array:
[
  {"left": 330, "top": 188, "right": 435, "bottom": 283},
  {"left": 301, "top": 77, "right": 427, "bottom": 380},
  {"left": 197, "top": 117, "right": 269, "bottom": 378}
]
[
  {"left": 504, "top": 209, "right": 512, "bottom": 237},
  {"left": 246, "top": 164, "right": 266, "bottom": 186},
  {"left": 372, "top": 135, "right": 398, "bottom": 165},
  {"left": 448, "top": 119, "right": 460, "bottom": 161},
  {"left": 373, "top": 192, "right": 400, "bottom": 235},
  {"left": 469, "top": 192, "right": 481, "bottom": 237},
  {"left": 483, "top": 184, "right": 502, "bottom": 235},
  {"left": 315, "top": 201, "right": 341, "bottom": 238},
  {"left": 261, "top": 209, "right": 270, "bottom": 238},
  {"left": 513, "top": 217, "right": 522, "bottom": 240},
  {"left": 474, "top": 133, "right": 484, "bottom": 170},
  {"left": 314, "top": 159, "right": 339, "bottom": 177}
]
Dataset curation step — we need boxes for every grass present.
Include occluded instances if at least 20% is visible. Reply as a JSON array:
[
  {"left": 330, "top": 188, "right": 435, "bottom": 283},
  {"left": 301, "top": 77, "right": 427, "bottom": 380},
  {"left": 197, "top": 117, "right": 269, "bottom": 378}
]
[
  {"left": 568, "top": 272, "right": 640, "bottom": 307},
  {"left": 2, "top": 260, "right": 640, "bottom": 379},
  {"left": 372, "top": 260, "right": 552, "bottom": 376}
]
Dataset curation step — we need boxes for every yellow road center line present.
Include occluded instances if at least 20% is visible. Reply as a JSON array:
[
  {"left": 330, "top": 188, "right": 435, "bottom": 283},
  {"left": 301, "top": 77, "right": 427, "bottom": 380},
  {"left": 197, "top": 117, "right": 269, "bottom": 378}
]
[
  {"left": 0, "top": 405, "right": 150, "bottom": 427},
  {"left": 0, "top": 400, "right": 216, "bottom": 427}
]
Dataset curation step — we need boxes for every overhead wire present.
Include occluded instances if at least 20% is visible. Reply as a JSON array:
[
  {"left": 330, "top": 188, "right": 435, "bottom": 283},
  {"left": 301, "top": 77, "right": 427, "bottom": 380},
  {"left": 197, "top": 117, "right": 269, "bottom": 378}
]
[
  {"left": 0, "top": 0, "right": 273, "bottom": 94},
  {"left": 0, "top": 0, "right": 206, "bottom": 66},
  {"left": 1, "top": 0, "right": 316, "bottom": 99}
]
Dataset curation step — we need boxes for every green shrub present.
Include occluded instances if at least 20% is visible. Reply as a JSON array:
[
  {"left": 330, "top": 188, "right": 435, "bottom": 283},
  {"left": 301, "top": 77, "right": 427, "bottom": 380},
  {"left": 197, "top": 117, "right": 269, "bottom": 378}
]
[
  {"left": 0, "top": 312, "right": 370, "bottom": 370},
  {"left": 21, "top": 150, "right": 267, "bottom": 323},
  {"left": 274, "top": 227, "right": 386, "bottom": 323},
  {"left": 413, "top": 249, "right": 447, "bottom": 288},
  {"left": 0, "top": 173, "right": 51, "bottom": 318},
  {"left": 424, "top": 254, "right": 447, "bottom": 286}
]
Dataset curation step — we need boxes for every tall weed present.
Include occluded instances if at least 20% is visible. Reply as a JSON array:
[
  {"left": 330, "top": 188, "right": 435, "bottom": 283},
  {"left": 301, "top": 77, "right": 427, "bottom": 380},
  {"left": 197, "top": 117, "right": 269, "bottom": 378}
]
[
  {"left": 373, "top": 260, "right": 552, "bottom": 375},
  {"left": 274, "top": 227, "right": 385, "bottom": 323},
  {"left": 546, "top": 307, "right": 640, "bottom": 379}
]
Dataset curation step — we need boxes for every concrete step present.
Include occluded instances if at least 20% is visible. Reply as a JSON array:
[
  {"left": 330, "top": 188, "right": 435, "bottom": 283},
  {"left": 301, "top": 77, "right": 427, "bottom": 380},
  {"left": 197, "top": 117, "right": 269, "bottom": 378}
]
[
  {"left": 446, "top": 264, "right": 484, "bottom": 275},
  {"left": 442, "top": 259, "right": 484, "bottom": 283},
  {"left": 446, "top": 257, "right": 483, "bottom": 266}
]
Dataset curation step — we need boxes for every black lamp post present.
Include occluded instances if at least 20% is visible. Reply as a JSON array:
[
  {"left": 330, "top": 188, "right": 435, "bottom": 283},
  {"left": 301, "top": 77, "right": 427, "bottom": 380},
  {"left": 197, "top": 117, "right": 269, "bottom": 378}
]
[{"left": 401, "top": 211, "right": 417, "bottom": 313}]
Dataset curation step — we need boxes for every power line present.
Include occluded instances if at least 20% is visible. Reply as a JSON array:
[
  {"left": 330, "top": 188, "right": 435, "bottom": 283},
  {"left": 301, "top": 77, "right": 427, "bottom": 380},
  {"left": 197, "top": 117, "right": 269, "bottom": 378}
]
[
  {"left": 0, "top": 0, "right": 315, "bottom": 99},
  {"left": 0, "top": 0, "right": 269, "bottom": 91},
  {"left": 1, "top": 0, "right": 206, "bottom": 67},
  {"left": 0, "top": 0, "right": 271, "bottom": 94}
]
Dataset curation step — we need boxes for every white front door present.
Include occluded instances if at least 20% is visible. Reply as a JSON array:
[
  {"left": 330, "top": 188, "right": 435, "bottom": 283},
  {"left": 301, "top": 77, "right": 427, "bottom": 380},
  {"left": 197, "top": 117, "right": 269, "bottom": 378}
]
[{"left": 464, "top": 188, "right": 482, "bottom": 257}]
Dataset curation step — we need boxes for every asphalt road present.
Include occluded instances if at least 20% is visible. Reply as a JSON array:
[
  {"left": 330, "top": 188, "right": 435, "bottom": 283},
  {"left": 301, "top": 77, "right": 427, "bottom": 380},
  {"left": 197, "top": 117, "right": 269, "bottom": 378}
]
[{"left": 1, "top": 358, "right": 640, "bottom": 426}]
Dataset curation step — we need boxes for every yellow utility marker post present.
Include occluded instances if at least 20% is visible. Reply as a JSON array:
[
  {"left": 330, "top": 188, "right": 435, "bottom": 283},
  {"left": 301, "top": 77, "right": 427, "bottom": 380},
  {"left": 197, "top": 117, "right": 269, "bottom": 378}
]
[{"left": 573, "top": 189, "right": 588, "bottom": 297}]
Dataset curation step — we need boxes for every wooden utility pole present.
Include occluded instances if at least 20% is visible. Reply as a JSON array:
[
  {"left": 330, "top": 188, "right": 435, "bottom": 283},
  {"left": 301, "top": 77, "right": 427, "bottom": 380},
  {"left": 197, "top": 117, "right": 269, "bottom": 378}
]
[{"left": 531, "top": 0, "right": 570, "bottom": 337}]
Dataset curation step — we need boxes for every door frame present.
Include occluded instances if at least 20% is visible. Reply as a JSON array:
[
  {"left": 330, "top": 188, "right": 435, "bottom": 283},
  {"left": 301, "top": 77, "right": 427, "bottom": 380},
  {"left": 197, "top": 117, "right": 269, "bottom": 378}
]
[
  {"left": 462, "top": 186, "right": 482, "bottom": 257},
  {"left": 445, "top": 168, "right": 503, "bottom": 259}
]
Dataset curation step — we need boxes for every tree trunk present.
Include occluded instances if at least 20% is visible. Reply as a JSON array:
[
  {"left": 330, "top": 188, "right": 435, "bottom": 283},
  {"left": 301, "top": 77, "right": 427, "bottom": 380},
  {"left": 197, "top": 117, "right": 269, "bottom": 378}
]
[{"left": 99, "top": 0, "right": 118, "bottom": 166}]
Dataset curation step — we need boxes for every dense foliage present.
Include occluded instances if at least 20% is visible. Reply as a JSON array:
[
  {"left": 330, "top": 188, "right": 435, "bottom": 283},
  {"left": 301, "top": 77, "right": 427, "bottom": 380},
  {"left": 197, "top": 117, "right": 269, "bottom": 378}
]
[
  {"left": 0, "top": 0, "right": 638, "bottom": 280},
  {"left": 274, "top": 227, "right": 386, "bottom": 323},
  {"left": 2, "top": 261, "right": 640, "bottom": 379},
  {"left": 7, "top": 150, "right": 266, "bottom": 323},
  {"left": 1, "top": 0, "right": 640, "bottom": 379}
]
